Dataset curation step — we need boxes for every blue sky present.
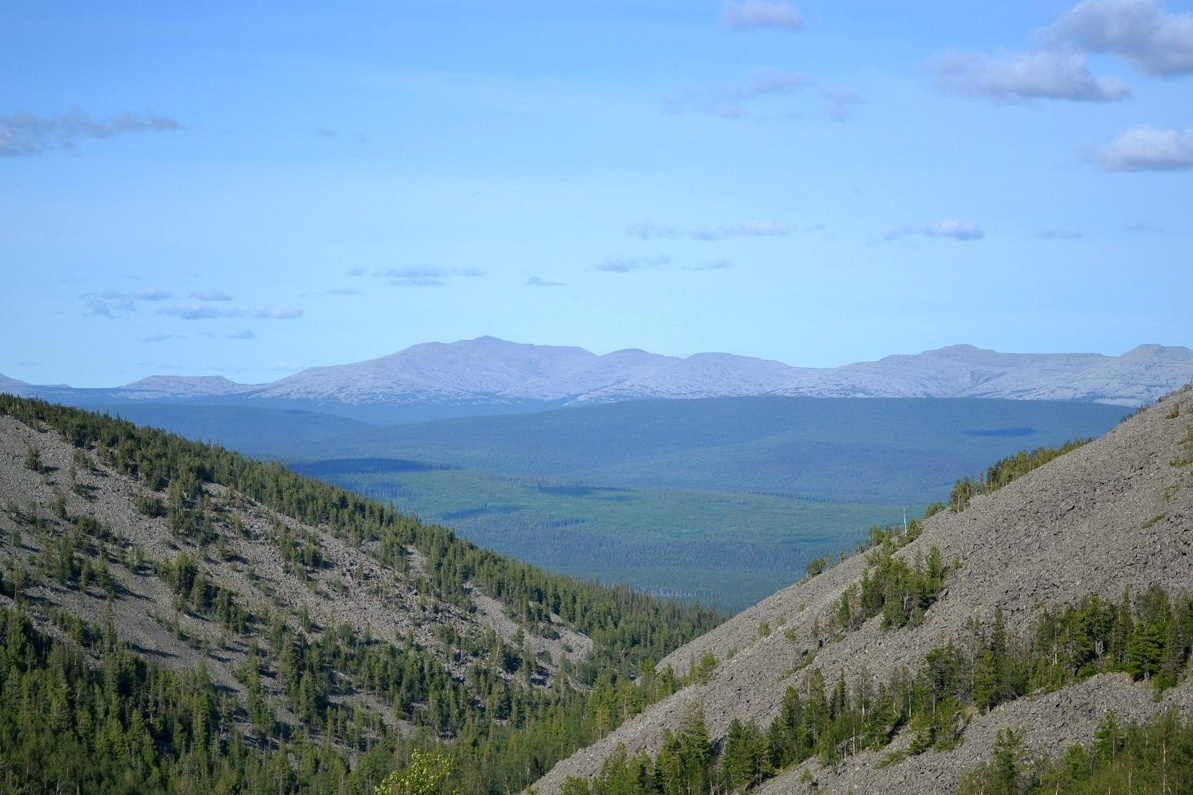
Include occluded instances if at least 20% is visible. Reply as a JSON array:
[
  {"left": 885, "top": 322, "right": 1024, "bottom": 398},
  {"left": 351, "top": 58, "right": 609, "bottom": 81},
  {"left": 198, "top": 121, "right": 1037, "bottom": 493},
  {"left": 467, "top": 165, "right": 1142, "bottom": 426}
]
[{"left": 3, "top": 1, "right": 1191, "bottom": 387}]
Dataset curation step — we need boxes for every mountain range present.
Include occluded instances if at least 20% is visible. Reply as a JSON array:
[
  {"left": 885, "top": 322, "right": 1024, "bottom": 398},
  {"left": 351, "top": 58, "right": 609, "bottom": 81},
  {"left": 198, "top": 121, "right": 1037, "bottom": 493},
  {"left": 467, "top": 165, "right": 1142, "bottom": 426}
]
[{"left": 5, "top": 338, "right": 1193, "bottom": 421}]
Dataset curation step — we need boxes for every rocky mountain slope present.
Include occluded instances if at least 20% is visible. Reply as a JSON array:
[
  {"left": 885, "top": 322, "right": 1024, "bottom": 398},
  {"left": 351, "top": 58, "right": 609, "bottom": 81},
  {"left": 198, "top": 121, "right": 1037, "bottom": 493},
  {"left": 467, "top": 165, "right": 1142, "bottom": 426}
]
[
  {"left": 0, "top": 396, "right": 721, "bottom": 793},
  {"left": 531, "top": 382, "right": 1193, "bottom": 794},
  {"left": 0, "top": 404, "right": 582, "bottom": 713},
  {"left": 5, "top": 338, "right": 1192, "bottom": 413}
]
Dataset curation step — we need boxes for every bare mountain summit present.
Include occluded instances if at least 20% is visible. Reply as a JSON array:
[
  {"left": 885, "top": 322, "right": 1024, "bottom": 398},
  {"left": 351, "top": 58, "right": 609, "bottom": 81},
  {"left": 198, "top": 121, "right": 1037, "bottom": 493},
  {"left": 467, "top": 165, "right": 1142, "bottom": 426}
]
[
  {"left": 255, "top": 339, "right": 1193, "bottom": 409},
  {"left": 773, "top": 343, "right": 1193, "bottom": 405},
  {"left": 5, "top": 340, "right": 1191, "bottom": 412},
  {"left": 532, "top": 381, "right": 1193, "bottom": 794}
]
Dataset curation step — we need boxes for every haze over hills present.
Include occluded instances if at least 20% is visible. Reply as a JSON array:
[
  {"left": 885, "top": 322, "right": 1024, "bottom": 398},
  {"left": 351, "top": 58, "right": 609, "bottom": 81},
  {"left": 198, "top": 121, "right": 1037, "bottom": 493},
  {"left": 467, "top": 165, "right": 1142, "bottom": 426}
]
[{"left": 4, "top": 338, "right": 1193, "bottom": 422}]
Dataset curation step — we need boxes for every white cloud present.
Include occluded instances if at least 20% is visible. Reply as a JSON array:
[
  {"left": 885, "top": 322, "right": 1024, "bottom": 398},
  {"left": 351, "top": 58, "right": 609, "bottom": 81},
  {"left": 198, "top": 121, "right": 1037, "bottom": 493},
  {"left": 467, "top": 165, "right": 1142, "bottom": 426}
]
[
  {"left": 84, "top": 287, "right": 173, "bottom": 317},
  {"left": 628, "top": 222, "right": 679, "bottom": 241},
  {"left": 935, "top": 51, "right": 1130, "bottom": 102},
  {"left": 631, "top": 219, "right": 790, "bottom": 241},
  {"left": 1090, "top": 124, "right": 1193, "bottom": 171},
  {"left": 159, "top": 304, "right": 232, "bottom": 320},
  {"left": 721, "top": 1, "right": 803, "bottom": 31},
  {"left": 596, "top": 255, "right": 671, "bottom": 273},
  {"left": 134, "top": 288, "right": 173, "bottom": 301},
  {"left": 249, "top": 307, "right": 303, "bottom": 320},
  {"left": 377, "top": 266, "right": 484, "bottom": 287},
  {"left": 692, "top": 220, "right": 791, "bottom": 240},
  {"left": 1046, "top": 0, "right": 1193, "bottom": 75},
  {"left": 884, "top": 220, "right": 985, "bottom": 242},
  {"left": 189, "top": 289, "right": 233, "bottom": 301},
  {"left": 0, "top": 110, "right": 182, "bottom": 156},
  {"left": 690, "top": 260, "right": 733, "bottom": 271},
  {"left": 85, "top": 297, "right": 133, "bottom": 318}
]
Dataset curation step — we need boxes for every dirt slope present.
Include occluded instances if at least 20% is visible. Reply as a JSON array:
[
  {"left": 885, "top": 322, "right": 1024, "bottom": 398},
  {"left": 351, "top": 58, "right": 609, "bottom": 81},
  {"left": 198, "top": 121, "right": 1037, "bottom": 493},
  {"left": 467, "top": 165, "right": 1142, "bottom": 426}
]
[{"left": 532, "top": 385, "right": 1193, "bottom": 794}]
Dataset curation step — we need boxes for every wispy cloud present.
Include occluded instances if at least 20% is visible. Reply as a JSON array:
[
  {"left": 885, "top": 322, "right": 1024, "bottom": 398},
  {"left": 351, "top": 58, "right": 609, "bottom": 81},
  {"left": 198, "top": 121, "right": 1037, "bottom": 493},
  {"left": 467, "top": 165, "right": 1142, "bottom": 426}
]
[
  {"left": 0, "top": 110, "right": 182, "bottom": 156},
  {"left": 628, "top": 222, "right": 680, "bottom": 241},
  {"left": 158, "top": 304, "right": 234, "bottom": 320},
  {"left": 228, "top": 330, "right": 256, "bottom": 340},
  {"left": 596, "top": 255, "right": 671, "bottom": 273},
  {"left": 249, "top": 307, "right": 303, "bottom": 320},
  {"left": 721, "top": 1, "right": 804, "bottom": 31},
  {"left": 1045, "top": 0, "right": 1193, "bottom": 76},
  {"left": 1089, "top": 125, "right": 1193, "bottom": 171},
  {"left": 134, "top": 288, "right": 173, "bottom": 301},
  {"left": 189, "top": 289, "right": 232, "bottom": 301},
  {"left": 690, "top": 260, "right": 733, "bottom": 271},
  {"left": 820, "top": 88, "right": 864, "bottom": 120},
  {"left": 85, "top": 297, "right": 134, "bottom": 319},
  {"left": 526, "top": 275, "right": 565, "bottom": 287},
  {"left": 1038, "top": 229, "right": 1084, "bottom": 239},
  {"left": 667, "top": 68, "right": 813, "bottom": 118},
  {"left": 377, "top": 266, "right": 484, "bottom": 287},
  {"left": 84, "top": 288, "right": 173, "bottom": 318},
  {"left": 630, "top": 219, "right": 790, "bottom": 241},
  {"left": 883, "top": 220, "right": 985, "bottom": 242},
  {"left": 934, "top": 51, "right": 1130, "bottom": 102},
  {"left": 144, "top": 333, "right": 184, "bottom": 343}
]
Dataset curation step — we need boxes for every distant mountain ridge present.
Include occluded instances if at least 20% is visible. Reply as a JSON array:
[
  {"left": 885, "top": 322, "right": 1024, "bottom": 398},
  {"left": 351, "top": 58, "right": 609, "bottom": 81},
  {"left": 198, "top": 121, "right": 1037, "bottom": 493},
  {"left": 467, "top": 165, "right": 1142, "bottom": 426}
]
[{"left": 4, "top": 337, "right": 1192, "bottom": 413}]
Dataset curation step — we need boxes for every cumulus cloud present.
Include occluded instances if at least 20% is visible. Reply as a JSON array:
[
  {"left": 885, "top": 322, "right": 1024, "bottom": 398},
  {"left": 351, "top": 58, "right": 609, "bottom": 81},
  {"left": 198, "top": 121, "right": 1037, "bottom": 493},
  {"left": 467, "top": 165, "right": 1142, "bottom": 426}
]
[
  {"left": 934, "top": 51, "right": 1130, "bottom": 102},
  {"left": 1090, "top": 124, "right": 1193, "bottom": 171},
  {"left": 721, "top": 1, "right": 804, "bottom": 31},
  {"left": 1045, "top": 0, "right": 1193, "bottom": 75},
  {"left": 596, "top": 255, "right": 671, "bottom": 273},
  {"left": 883, "top": 220, "right": 985, "bottom": 242},
  {"left": 378, "top": 266, "right": 484, "bottom": 287},
  {"left": 0, "top": 110, "right": 182, "bottom": 156},
  {"left": 667, "top": 68, "right": 813, "bottom": 118},
  {"left": 189, "top": 289, "right": 232, "bottom": 301}
]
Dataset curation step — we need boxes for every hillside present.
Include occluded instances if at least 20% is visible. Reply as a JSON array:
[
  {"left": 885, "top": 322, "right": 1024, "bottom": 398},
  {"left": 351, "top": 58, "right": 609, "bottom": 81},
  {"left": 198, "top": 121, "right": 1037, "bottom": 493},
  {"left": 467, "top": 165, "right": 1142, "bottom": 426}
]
[
  {"left": 0, "top": 396, "right": 720, "bottom": 794},
  {"left": 531, "top": 384, "right": 1193, "bottom": 794}
]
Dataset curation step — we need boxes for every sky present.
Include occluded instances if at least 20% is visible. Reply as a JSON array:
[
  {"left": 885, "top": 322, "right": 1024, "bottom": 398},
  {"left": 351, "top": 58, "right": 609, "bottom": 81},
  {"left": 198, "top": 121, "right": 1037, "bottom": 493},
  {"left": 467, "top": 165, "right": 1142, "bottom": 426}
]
[{"left": 2, "top": 0, "right": 1191, "bottom": 387}]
